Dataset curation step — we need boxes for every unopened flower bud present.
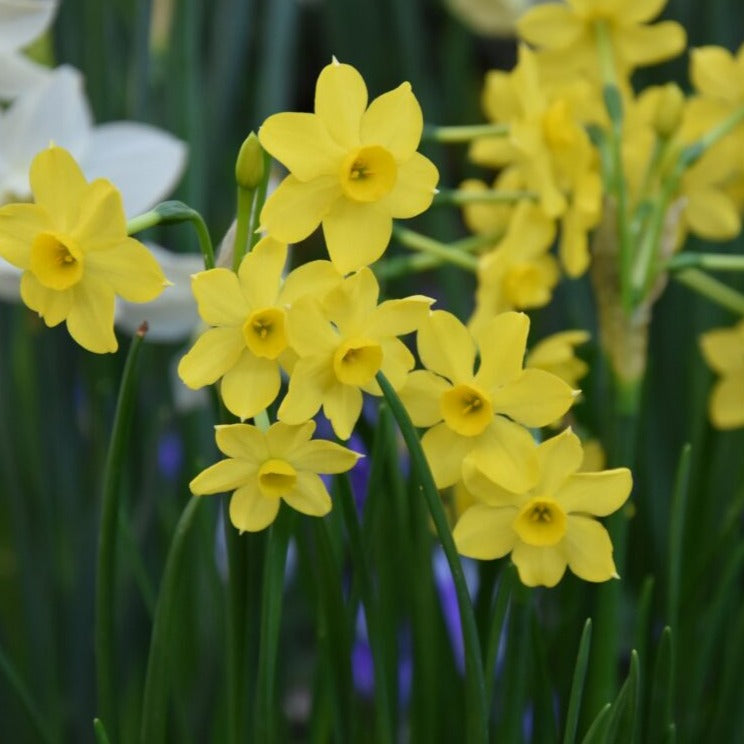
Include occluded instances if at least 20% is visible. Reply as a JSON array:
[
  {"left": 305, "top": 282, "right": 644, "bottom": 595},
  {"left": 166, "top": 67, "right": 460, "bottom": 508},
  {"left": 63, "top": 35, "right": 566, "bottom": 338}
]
[
  {"left": 653, "top": 83, "right": 685, "bottom": 137},
  {"left": 235, "top": 132, "right": 265, "bottom": 189}
]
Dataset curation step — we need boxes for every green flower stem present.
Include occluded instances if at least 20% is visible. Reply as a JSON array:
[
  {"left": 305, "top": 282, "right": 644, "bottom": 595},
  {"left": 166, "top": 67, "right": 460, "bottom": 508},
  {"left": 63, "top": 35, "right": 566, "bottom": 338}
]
[
  {"left": 254, "top": 505, "right": 295, "bottom": 744},
  {"left": 140, "top": 495, "right": 205, "bottom": 744},
  {"left": 667, "top": 252, "right": 744, "bottom": 273},
  {"left": 433, "top": 189, "right": 537, "bottom": 206},
  {"left": 697, "top": 102, "right": 744, "bottom": 151},
  {"left": 674, "top": 269, "right": 744, "bottom": 315},
  {"left": 376, "top": 372, "right": 488, "bottom": 744},
  {"left": 126, "top": 200, "right": 215, "bottom": 269},
  {"left": 248, "top": 151, "right": 273, "bottom": 253},
  {"left": 93, "top": 719, "right": 112, "bottom": 744},
  {"left": 95, "top": 324, "right": 148, "bottom": 739},
  {"left": 595, "top": 20, "right": 633, "bottom": 313},
  {"left": 232, "top": 186, "right": 256, "bottom": 272},
  {"left": 483, "top": 564, "right": 514, "bottom": 714},
  {"left": 422, "top": 123, "right": 509, "bottom": 143},
  {"left": 392, "top": 226, "right": 479, "bottom": 272}
]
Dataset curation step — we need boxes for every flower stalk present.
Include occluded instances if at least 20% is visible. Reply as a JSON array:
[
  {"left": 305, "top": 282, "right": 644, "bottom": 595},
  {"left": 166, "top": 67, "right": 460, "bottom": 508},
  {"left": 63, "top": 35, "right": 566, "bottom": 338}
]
[
  {"left": 393, "top": 226, "right": 479, "bottom": 272},
  {"left": 422, "top": 123, "right": 509, "bottom": 143}
]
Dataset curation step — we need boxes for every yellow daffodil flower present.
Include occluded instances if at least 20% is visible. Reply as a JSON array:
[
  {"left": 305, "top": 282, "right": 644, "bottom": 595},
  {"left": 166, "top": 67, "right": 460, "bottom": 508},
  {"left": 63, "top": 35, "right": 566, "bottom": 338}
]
[
  {"left": 700, "top": 319, "right": 744, "bottom": 429},
  {"left": 0, "top": 146, "right": 167, "bottom": 353},
  {"left": 178, "top": 236, "right": 341, "bottom": 420},
  {"left": 278, "top": 267, "right": 433, "bottom": 439},
  {"left": 190, "top": 420, "right": 361, "bottom": 532},
  {"left": 258, "top": 59, "right": 439, "bottom": 274},
  {"left": 453, "top": 427, "right": 631, "bottom": 587},
  {"left": 526, "top": 329, "right": 590, "bottom": 388},
  {"left": 517, "top": 0, "right": 686, "bottom": 78},
  {"left": 399, "top": 310, "right": 577, "bottom": 492}
]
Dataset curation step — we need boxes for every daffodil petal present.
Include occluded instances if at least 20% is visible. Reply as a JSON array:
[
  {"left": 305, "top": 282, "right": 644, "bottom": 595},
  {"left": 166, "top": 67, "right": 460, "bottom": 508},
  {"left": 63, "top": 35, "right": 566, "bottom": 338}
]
[
  {"left": 260, "top": 174, "right": 341, "bottom": 244},
  {"left": 229, "top": 484, "right": 280, "bottom": 532},
  {"left": 191, "top": 268, "right": 247, "bottom": 326},
  {"left": 72, "top": 179, "right": 128, "bottom": 246},
  {"left": 709, "top": 373, "right": 744, "bottom": 429},
  {"left": 700, "top": 324, "right": 744, "bottom": 374},
  {"left": 417, "top": 310, "right": 475, "bottom": 383},
  {"left": 685, "top": 188, "right": 741, "bottom": 240},
  {"left": 215, "top": 423, "right": 270, "bottom": 461},
  {"left": 375, "top": 337, "right": 415, "bottom": 392},
  {"left": 66, "top": 279, "right": 117, "bottom": 353},
  {"left": 177, "top": 327, "right": 245, "bottom": 388},
  {"left": 624, "top": 0, "right": 667, "bottom": 22},
  {"left": 453, "top": 504, "right": 517, "bottom": 560},
  {"left": 284, "top": 471, "right": 332, "bottom": 516},
  {"left": 0, "top": 204, "right": 50, "bottom": 268},
  {"left": 286, "top": 297, "right": 338, "bottom": 356},
  {"left": 20, "top": 271, "right": 72, "bottom": 326},
  {"left": 323, "top": 382, "right": 363, "bottom": 440},
  {"left": 265, "top": 421, "right": 316, "bottom": 457},
  {"left": 535, "top": 428, "right": 583, "bottom": 494},
  {"left": 278, "top": 356, "right": 330, "bottom": 424},
  {"left": 366, "top": 295, "right": 433, "bottom": 338},
  {"left": 322, "top": 199, "right": 392, "bottom": 274},
  {"left": 315, "top": 61, "right": 367, "bottom": 150},
  {"left": 190, "top": 458, "right": 257, "bottom": 494},
  {"left": 474, "top": 311, "right": 529, "bottom": 388},
  {"left": 461, "top": 458, "right": 523, "bottom": 507},
  {"left": 360, "top": 82, "right": 422, "bottom": 160},
  {"left": 562, "top": 516, "right": 617, "bottom": 582},
  {"left": 0, "top": 0, "right": 57, "bottom": 53},
  {"left": 322, "top": 268, "right": 378, "bottom": 335},
  {"left": 421, "top": 422, "right": 474, "bottom": 489},
  {"left": 615, "top": 22, "right": 686, "bottom": 68},
  {"left": 491, "top": 368, "right": 575, "bottom": 427},
  {"left": 237, "top": 237, "right": 287, "bottom": 309},
  {"left": 516, "top": 6, "right": 584, "bottom": 49},
  {"left": 558, "top": 469, "right": 632, "bottom": 516},
  {"left": 258, "top": 112, "right": 344, "bottom": 180},
  {"left": 291, "top": 438, "right": 361, "bottom": 473},
  {"left": 279, "top": 260, "right": 342, "bottom": 305},
  {"left": 380, "top": 153, "right": 438, "bottom": 219},
  {"left": 690, "top": 46, "right": 737, "bottom": 100},
  {"left": 221, "top": 353, "right": 281, "bottom": 420},
  {"left": 512, "top": 542, "right": 567, "bottom": 587},
  {"left": 398, "top": 370, "right": 448, "bottom": 427}
]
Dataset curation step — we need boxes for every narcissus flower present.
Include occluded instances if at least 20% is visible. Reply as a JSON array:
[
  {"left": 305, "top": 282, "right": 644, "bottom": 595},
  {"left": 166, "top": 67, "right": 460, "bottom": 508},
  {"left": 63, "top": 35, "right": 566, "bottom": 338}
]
[
  {"left": 178, "top": 237, "right": 341, "bottom": 420},
  {"left": 258, "top": 59, "right": 439, "bottom": 274},
  {"left": 0, "top": 146, "right": 167, "bottom": 353},
  {"left": 700, "top": 319, "right": 744, "bottom": 429},
  {"left": 526, "top": 329, "right": 590, "bottom": 389},
  {"left": 453, "top": 427, "right": 632, "bottom": 587},
  {"left": 279, "top": 267, "right": 433, "bottom": 439},
  {"left": 399, "top": 310, "right": 576, "bottom": 491},
  {"left": 190, "top": 421, "right": 361, "bottom": 532}
]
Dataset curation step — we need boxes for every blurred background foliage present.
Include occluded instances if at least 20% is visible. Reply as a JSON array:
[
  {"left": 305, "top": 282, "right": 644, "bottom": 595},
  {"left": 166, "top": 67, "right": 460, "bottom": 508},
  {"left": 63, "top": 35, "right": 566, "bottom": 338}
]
[{"left": 1, "top": 0, "right": 744, "bottom": 741}]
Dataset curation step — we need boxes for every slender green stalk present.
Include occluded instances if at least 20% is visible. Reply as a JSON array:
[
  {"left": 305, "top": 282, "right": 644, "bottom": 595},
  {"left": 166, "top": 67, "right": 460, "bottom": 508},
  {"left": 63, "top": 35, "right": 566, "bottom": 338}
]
[
  {"left": 140, "top": 496, "right": 205, "bottom": 744},
  {"left": 376, "top": 372, "right": 488, "bottom": 743},
  {"left": 667, "top": 252, "right": 744, "bottom": 273},
  {"left": 674, "top": 269, "right": 744, "bottom": 315},
  {"left": 422, "top": 123, "right": 509, "bottom": 142},
  {"left": 95, "top": 324, "right": 148, "bottom": 739},
  {"left": 248, "top": 152, "right": 273, "bottom": 253},
  {"left": 667, "top": 445, "right": 692, "bottom": 634},
  {"left": 126, "top": 201, "right": 215, "bottom": 269},
  {"left": 93, "top": 719, "right": 112, "bottom": 744},
  {"left": 0, "top": 643, "right": 55, "bottom": 744},
  {"left": 392, "top": 226, "right": 479, "bottom": 272},
  {"left": 433, "top": 189, "right": 537, "bottom": 206},
  {"left": 232, "top": 187, "right": 256, "bottom": 271},
  {"left": 254, "top": 506, "right": 295, "bottom": 743},
  {"left": 483, "top": 564, "right": 514, "bottom": 711},
  {"left": 563, "top": 620, "right": 593, "bottom": 744}
]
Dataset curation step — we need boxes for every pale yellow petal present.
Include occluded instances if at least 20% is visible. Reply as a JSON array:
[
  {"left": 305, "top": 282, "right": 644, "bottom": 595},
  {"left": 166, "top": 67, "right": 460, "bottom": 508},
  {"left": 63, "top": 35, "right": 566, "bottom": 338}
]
[
  {"left": 237, "top": 236, "right": 287, "bottom": 309},
  {"left": 453, "top": 505, "right": 517, "bottom": 560},
  {"left": 615, "top": 22, "right": 686, "bottom": 68},
  {"left": 512, "top": 542, "right": 567, "bottom": 587},
  {"left": 290, "top": 439, "right": 361, "bottom": 474},
  {"left": 491, "top": 368, "right": 575, "bottom": 427},
  {"left": 177, "top": 327, "right": 245, "bottom": 388},
  {"left": 709, "top": 373, "right": 744, "bottom": 429},
  {"left": 190, "top": 458, "right": 257, "bottom": 494},
  {"left": 623, "top": 0, "right": 667, "bottom": 22},
  {"left": 19, "top": 272, "right": 72, "bottom": 326},
  {"left": 690, "top": 46, "right": 737, "bottom": 100},
  {"left": 557, "top": 469, "right": 632, "bottom": 516},
  {"left": 260, "top": 174, "right": 342, "bottom": 244},
  {"left": 279, "top": 260, "right": 342, "bottom": 305},
  {"left": 700, "top": 324, "right": 744, "bottom": 374},
  {"left": 563, "top": 516, "right": 618, "bottom": 582},
  {"left": 315, "top": 61, "right": 367, "bottom": 150},
  {"left": 284, "top": 471, "right": 332, "bottom": 516},
  {"left": 215, "top": 423, "right": 270, "bottom": 462},
  {"left": 684, "top": 188, "right": 741, "bottom": 240},
  {"left": 535, "top": 427, "right": 584, "bottom": 494},
  {"left": 191, "top": 268, "right": 247, "bottom": 326},
  {"left": 461, "top": 459, "right": 524, "bottom": 507},
  {"left": 398, "top": 370, "right": 449, "bottom": 427},
  {"left": 285, "top": 296, "right": 338, "bottom": 356},
  {"left": 229, "top": 484, "right": 280, "bottom": 532},
  {"left": 258, "top": 112, "right": 344, "bottom": 180},
  {"left": 474, "top": 311, "right": 529, "bottom": 389},
  {"left": 66, "top": 279, "right": 117, "bottom": 353},
  {"left": 29, "top": 146, "right": 88, "bottom": 232},
  {"left": 421, "top": 422, "right": 474, "bottom": 489},
  {"left": 322, "top": 199, "right": 392, "bottom": 274},
  {"left": 73, "top": 179, "right": 127, "bottom": 247},
  {"left": 366, "top": 295, "right": 433, "bottom": 338},
  {"left": 417, "top": 310, "right": 475, "bottom": 383},
  {"left": 375, "top": 338, "right": 415, "bottom": 392},
  {"left": 278, "top": 356, "right": 332, "bottom": 424},
  {"left": 379, "top": 153, "right": 438, "bottom": 219},
  {"left": 323, "top": 268, "right": 379, "bottom": 335},
  {"left": 323, "top": 382, "right": 363, "bottom": 440},
  {"left": 0, "top": 204, "right": 50, "bottom": 268},
  {"left": 265, "top": 420, "right": 316, "bottom": 456},
  {"left": 360, "top": 82, "right": 422, "bottom": 161},
  {"left": 221, "top": 352, "right": 281, "bottom": 420},
  {"left": 516, "top": 5, "right": 584, "bottom": 49}
]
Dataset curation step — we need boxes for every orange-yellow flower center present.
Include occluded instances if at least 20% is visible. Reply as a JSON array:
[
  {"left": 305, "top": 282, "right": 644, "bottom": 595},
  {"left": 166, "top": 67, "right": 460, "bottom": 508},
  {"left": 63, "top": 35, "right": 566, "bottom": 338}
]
[
  {"left": 332, "top": 337, "right": 383, "bottom": 386},
  {"left": 258, "top": 458, "right": 297, "bottom": 498},
  {"left": 242, "top": 307, "right": 288, "bottom": 359},
  {"left": 29, "top": 231, "right": 84, "bottom": 290},
  {"left": 440, "top": 383, "right": 493, "bottom": 436},
  {"left": 513, "top": 497, "right": 566, "bottom": 546},
  {"left": 340, "top": 145, "right": 397, "bottom": 202}
]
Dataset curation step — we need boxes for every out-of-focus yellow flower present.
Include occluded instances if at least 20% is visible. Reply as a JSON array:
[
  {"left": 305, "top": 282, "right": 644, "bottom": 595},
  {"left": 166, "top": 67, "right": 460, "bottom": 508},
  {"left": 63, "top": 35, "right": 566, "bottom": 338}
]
[
  {"left": 0, "top": 146, "right": 167, "bottom": 353},
  {"left": 178, "top": 237, "right": 341, "bottom": 420},
  {"left": 469, "top": 202, "right": 559, "bottom": 334},
  {"left": 190, "top": 421, "right": 361, "bottom": 532},
  {"left": 517, "top": 0, "right": 686, "bottom": 78},
  {"left": 700, "top": 319, "right": 744, "bottom": 429},
  {"left": 278, "top": 268, "right": 432, "bottom": 439},
  {"left": 399, "top": 310, "right": 576, "bottom": 491},
  {"left": 258, "top": 59, "right": 439, "bottom": 275},
  {"left": 526, "top": 329, "right": 590, "bottom": 388},
  {"left": 579, "top": 438, "right": 606, "bottom": 471},
  {"left": 453, "top": 427, "right": 631, "bottom": 587}
]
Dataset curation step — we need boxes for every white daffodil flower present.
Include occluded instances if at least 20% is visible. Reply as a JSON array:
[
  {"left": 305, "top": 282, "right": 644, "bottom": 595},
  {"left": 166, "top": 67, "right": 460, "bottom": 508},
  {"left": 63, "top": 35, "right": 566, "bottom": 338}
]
[{"left": 0, "top": 0, "right": 58, "bottom": 99}]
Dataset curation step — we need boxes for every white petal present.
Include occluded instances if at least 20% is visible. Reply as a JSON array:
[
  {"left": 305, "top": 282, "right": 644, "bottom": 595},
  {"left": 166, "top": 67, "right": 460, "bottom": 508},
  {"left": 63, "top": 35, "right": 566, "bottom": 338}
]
[
  {"left": 0, "top": 51, "right": 53, "bottom": 100},
  {"left": 0, "top": 0, "right": 58, "bottom": 53},
  {"left": 81, "top": 121, "right": 187, "bottom": 216}
]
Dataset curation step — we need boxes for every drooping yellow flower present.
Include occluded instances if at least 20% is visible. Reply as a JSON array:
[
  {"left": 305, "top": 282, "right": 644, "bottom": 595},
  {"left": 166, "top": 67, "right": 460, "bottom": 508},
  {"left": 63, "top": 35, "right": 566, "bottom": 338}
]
[
  {"left": 517, "top": 0, "right": 686, "bottom": 78},
  {"left": 700, "top": 319, "right": 744, "bottom": 429},
  {"left": 178, "top": 236, "right": 341, "bottom": 420},
  {"left": 0, "top": 146, "right": 167, "bottom": 353},
  {"left": 453, "top": 427, "right": 631, "bottom": 587},
  {"left": 190, "top": 421, "right": 361, "bottom": 532},
  {"left": 399, "top": 310, "right": 576, "bottom": 492},
  {"left": 526, "top": 329, "right": 590, "bottom": 389},
  {"left": 258, "top": 59, "right": 439, "bottom": 275},
  {"left": 278, "top": 267, "right": 433, "bottom": 439}
]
